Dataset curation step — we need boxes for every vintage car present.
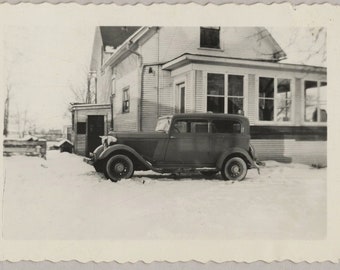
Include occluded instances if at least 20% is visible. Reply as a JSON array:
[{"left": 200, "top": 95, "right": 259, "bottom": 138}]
[{"left": 84, "top": 113, "right": 259, "bottom": 182}]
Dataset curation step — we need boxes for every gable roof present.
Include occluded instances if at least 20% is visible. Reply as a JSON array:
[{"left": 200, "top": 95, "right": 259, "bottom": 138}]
[
  {"left": 99, "top": 26, "right": 141, "bottom": 49},
  {"left": 255, "top": 27, "right": 286, "bottom": 61},
  {"left": 98, "top": 26, "right": 288, "bottom": 71}
]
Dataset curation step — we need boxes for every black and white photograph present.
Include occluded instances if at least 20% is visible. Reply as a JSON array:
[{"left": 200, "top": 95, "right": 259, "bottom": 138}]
[{"left": 0, "top": 4, "right": 335, "bottom": 263}]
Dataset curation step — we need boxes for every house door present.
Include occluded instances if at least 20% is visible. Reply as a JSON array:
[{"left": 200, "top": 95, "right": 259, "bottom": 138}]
[
  {"left": 175, "top": 83, "right": 185, "bottom": 113},
  {"left": 87, "top": 115, "right": 105, "bottom": 156}
]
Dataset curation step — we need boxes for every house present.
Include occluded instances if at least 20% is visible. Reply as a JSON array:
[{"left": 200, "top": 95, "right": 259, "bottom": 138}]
[{"left": 86, "top": 26, "right": 327, "bottom": 165}]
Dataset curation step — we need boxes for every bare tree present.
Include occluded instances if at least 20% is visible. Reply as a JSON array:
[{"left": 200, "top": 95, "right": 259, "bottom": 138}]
[
  {"left": 3, "top": 83, "right": 11, "bottom": 137},
  {"left": 68, "top": 64, "right": 91, "bottom": 104}
]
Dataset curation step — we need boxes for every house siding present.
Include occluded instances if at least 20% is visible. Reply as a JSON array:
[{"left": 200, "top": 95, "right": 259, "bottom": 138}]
[
  {"left": 251, "top": 139, "right": 327, "bottom": 165},
  {"left": 141, "top": 65, "right": 158, "bottom": 132},
  {"left": 195, "top": 70, "right": 205, "bottom": 112},
  {"left": 113, "top": 53, "right": 139, "bottom": 132},
  {"left": 141, "top": 66, "right": 173, "bottom": 131},
  {"left": 247, "top": 74, "right": 256, "bottom": 125}
]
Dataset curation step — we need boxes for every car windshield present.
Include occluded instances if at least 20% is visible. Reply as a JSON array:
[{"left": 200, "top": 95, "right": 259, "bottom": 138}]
[{"left": 155, "top": 117, "right": 172, "bottom": 133}]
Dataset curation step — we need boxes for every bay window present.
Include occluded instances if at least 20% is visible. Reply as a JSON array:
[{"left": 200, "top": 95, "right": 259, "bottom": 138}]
[
  {"left": 207, "top": 73, "right": 245, "bottom": 115},
  {"left": 258, "top": 77, "right": 292, "bottom": 122},
  {"left": 304, "top": 81, "right": 327, "bottom": 123},
  {"left": 207, "top": 73, "right": 224, "bottom": 113}
]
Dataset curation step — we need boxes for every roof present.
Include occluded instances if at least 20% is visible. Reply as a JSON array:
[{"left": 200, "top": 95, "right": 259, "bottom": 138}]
[
  {"left": 99, "top": 27, "right": 141, "bottom": 48},
  {"left": 162, "top": 53, "right": 327, "bottom": 74},
  {"left": 69, "top": 103, "right": 111, "bottom": 112}
]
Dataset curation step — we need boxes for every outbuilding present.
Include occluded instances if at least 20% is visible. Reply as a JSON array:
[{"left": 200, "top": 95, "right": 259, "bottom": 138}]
[{"left": 70, "top": 103, "right": 111, "bottom": 156}]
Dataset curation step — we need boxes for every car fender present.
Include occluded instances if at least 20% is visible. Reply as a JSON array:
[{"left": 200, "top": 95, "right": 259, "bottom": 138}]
[
  {"left": 98, "top": 144, "right": 153, "bottom": 170},
  {"left": 216, "top": 147, "right": 255, "bottom": 170}
]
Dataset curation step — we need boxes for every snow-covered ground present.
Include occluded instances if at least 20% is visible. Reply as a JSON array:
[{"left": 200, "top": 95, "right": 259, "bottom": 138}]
[{"left": 2, "top": 151, "right": 326, "bottom": 240}]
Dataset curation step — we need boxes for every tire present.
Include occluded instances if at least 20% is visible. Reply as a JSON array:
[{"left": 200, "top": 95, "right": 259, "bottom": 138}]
[
  {"left": 221, "top": 157, "right": 247, "bottom": 181},
  {"left": 105, "top": 154, "right": 134, "bottom": 182},
  {"left": 200, "top": 170, "right": 219, "bottom": 177}
]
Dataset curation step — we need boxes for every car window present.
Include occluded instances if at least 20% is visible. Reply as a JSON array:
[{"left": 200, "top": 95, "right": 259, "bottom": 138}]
[
  {"left": 173, "top": 120, "right": 209, "bottom": 133},
  {"left": 211, "top": 119, "right": 242, "bottom": 134}
]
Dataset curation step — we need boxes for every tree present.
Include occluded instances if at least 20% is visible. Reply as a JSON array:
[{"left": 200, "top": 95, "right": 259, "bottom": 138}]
[{"left": 3, "top": 83, "right": 11, "bottom": 137}]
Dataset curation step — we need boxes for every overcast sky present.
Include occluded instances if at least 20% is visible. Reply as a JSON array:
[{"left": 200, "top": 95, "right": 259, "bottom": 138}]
[{"left": 3, "top": 25, "right": 326, "bottom": 132}]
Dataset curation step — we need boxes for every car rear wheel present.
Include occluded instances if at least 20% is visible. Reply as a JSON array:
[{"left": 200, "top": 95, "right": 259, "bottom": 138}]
[
  {"left": 105, "top": 154, "right": 134, "bottom": 182},
  {"left": 221, "top": 157, "right": 247, "bottom": 181}
]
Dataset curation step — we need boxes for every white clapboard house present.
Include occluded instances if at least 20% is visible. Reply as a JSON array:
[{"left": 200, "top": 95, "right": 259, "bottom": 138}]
[{"left": 72, "top": 26, "right": 327, "bottom": 164}]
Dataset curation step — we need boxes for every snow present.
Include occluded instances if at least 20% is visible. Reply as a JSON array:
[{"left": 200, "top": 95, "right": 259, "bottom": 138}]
[{"left": 2, "top": 151, "right": 326, "bottom": 240}]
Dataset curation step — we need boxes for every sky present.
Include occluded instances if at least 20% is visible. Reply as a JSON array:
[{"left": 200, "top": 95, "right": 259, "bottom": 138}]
[{"left": 3, "top": 25, "right": 326, "bottom": 133}]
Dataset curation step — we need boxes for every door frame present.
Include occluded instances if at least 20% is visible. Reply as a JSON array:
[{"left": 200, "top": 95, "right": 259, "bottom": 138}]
[
  {"left": 175, "top": 82, "right": 186, "bottom": 113},
  {"left": 86, "top": 115, "right": 105, "bottom": 157}
]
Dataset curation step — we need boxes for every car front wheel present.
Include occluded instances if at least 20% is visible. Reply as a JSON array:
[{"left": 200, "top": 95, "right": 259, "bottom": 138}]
[
  {"left": 221, "top": 157, "right": 247, "bottom": 181},
  {"left": 105, "top": 154, "right": 134, "bottom": 182}
]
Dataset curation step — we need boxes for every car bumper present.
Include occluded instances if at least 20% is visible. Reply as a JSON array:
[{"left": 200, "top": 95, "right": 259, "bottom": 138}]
[{"left": 83, "top": 157, "right": 95, "bottom": 166}]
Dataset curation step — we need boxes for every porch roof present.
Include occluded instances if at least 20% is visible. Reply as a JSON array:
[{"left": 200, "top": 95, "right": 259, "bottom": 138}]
[
  {"left": 162, "top": 53, "right": 327, "bottom": 75},
  {"left": 69, "top": 103, "right": 111, "bottom": 112}
]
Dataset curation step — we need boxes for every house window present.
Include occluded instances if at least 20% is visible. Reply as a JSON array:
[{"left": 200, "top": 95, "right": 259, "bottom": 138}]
[
  {"left": 77, "top": 122, "right": 86, "bottom": 134},
  {"left": 207, "top": 73, "right": 245, "bottom": 114},
  {"left": 258, "top": 77, "right": 292, "bottom": 122},
  {"left": 228, "top": 75, "right": 244, "bottom": 115},
  {"left": 304, "top": 81, "right": 327, "bottom": 123},
  {"left": 207, "top": 73, "right": 224, "bottom": 113},
  {"left": 200, "top": 27, "right": 220, "bottom": 49},
  {"left": 122, "top": 87, "right": 130, "bottom": 113}
]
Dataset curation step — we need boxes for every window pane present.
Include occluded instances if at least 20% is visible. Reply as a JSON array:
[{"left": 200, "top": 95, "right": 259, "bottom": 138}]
[
  {"left": 276, "top": 99, "right": 292, "bottom": 122},
  {"left": 208, "top": 73, "right": 224, "bottom": 95},
  {"left": 212, "top": 120, "right": 241, "bottom": 134},
  {"left": 190, "top": 121, "right": 209, "bottom": 133},
  {"left": 276, "top": 79, "right": 292, "bottom": 122},
  {"left": 173, "top": 121, "right": 188, "bottom": 133},
  {"left": 228, "top": 75, "right": 243, "bottom": 96},
  {"left": 200, "top": 27, "right": 220, "bottom": 49},
  {"left": 173, "top": 120, "right": 208, "bottom": 133},
  {"left": 207, "top": 96, "right": 224, "bottom": 113},
  {"left": 259, "top": 99, "right": 274, "bottom": 121},
  {"left": 77, "top": 122, "right": 86, "bottom": 134},
  {"left": 320, "top": 82, "right": 327, "bottom": 122},
  {"left": 304, "top": 81, "right": 318, "bottom": 122},
  {"left": 228, "top": 97, "right": 243, "bottom": 114},
  {"left": 259, "top": 77, "right": 274, "bottom": 98},
  {"left": 277, "top": 78, "right": 291, "bottom": 99}
]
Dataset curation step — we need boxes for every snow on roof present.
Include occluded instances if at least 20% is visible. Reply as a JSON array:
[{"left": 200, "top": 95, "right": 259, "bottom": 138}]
[{"left": 56, "top": 139, "right": 74, "bottom": 147}]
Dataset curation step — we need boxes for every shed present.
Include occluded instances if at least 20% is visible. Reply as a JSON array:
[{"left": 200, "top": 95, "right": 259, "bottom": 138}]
[{"left": 69, "top": 103, "right": 111, "bottom": 156}]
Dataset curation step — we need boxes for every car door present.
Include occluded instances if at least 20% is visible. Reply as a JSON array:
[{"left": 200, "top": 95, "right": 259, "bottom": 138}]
[
  {"left": 164, "top": 118, "right": 212, "bottom": 166},
  {"left": 210, "top": 119, "right": 248, "bottom": 162}
]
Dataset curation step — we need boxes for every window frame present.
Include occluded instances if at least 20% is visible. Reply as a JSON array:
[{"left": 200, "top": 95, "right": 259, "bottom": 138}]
[
  {"left": 77, "top": 122, "right": 87, "bottom": 135},
  {"left": 200, "top": 27, "right": 221, "bottom": 50},
  {"left": 302, "top": 80, "right": 327, "bottom": 126},
  {"left": 171, "top": 119, "right": 209, "bottom": 134},
  {"left": 255, "top": 75, "right": 295, "bottom": 125},
  {"left": 204, "top": 71, "right": 248, "bottom": 116},
  {"left": 122, "top": 87, "right": 130, "bottom": 114}
]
